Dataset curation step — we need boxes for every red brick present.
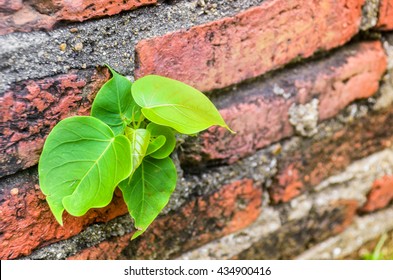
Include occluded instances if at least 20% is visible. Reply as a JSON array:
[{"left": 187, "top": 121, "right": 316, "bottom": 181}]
[
  {"left": 55, "top": 0, "right": 156, "bottom": 22},
  {"left": 0, "top": 67, "right": 110, "bottom": 178},
  {"left": 361, "top": 175, "right": 393, "bottom": 212},
  {"left": 0, "top": 5, "right": 54, "bottom": 35},
  {"left": 269, "top": 106, "right": 393, "bottom": 203},
  {"left": 0, "top": 169, "right": 129, "bottom": 259},
  {"left": 0, "top": 0, "right": 157, "bottom": 35},
  {"left": 122, "top": 179, "right": 262, "bottom": 259},
  {"left": 275, "top": 164, "right": 304, "bottom": 203},
  {"left": 180, "top": 41, "right": 387, "bottom": 165},
  {"left": 0, "top": 0, "right": 23, "bottom": 12},
  {"left": 331, "top": 200, "right": 358, "bottom": 234},
  {"left": 376, "top": 0, "right": 393, "bottom": 30},
  {"left": 135, "top": 0, "right": 365, "bottom": 92}
]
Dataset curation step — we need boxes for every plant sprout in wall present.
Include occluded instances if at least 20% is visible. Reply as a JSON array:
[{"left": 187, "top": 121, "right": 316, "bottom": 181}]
[{"left": 38, "top": 66, "right": 233, "bottom": 239}]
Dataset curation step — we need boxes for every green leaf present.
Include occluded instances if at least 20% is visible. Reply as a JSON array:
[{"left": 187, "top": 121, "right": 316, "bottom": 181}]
[
  {"left": 146, "top": 135, "right": 166, "bottom": 156},
  {"left": 132, "top": 75, "right": 233, "bottom": 134},
  {"left": 119, "top": 157, "right": 177, "bottom": 239},
  {"left": 91, "top": 66, "right": 141, "bottom": 135},
  {"left": 146, "top": 123, "right": 176, "bottom": 159},
  {"left": 38, "top": 116, "right": 132, "bottom": 225},
  {"left": 124, "top": 127, "right": 151, "bottom": 174}
]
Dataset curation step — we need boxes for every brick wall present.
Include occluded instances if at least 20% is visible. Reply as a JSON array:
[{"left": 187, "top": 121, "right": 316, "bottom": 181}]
[{"left": 1, "top": 0, "right": 393, "bottom": 260}]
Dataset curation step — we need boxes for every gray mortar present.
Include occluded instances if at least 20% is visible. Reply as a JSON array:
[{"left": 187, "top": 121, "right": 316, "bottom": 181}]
[
  {"left": 178, "top": 206, "right": 282, "bottom": 259},
  {"left": 338, "top": 103, "right": 369, "bottom": 123},
  {"left": 373, "top": 35, "right": 393, "bottom": 110},
  {"left": 296, "top": 207, "right": 393, "bottom": 259},
  {"left": 21, "top": 215, "right": 134, "bottom": 260},
  {"left": 360, "top": 0, "right": 381, "bottom": 30},
  {"left": 0, "top": 0, "right": 266, "bottom": 93}
]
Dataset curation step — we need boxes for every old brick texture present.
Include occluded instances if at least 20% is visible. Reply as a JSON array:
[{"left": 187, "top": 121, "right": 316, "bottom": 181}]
[
  {"left": 361, "top": 175, "right": 393, "bottom": 212},
  {"left": 269, "top": 106, "right": 393, "bottom": 203},
  {"left": 67, "top": 179, "right": 262, "bottom": 260},
  {"left": 0, "top": 0, "right": 157, "bottom": 35},
  {"left": 0, "top": 168, "right": 129, "bottom": 259},
  {"left": 180, "top": 41, "right": 387, "bottom": 166},
  {"left": 235, "top": 200, "right": 358, "bottom": 259},
  {"left": 0, "top": 68, "right": 110, "bottom": 178},
  {"left": 135, "top": 0, "right": 365, "bottom": 92}
]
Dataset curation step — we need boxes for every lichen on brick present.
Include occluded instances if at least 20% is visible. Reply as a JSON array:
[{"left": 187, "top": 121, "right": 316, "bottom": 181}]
[
  {"left": 360, "top": 0, "right": 381, "bottom": 30},
  {"left": 338, "top": 103, "right": 369, "bottom": 123},
  {"left": 273, "top": 83, "right": 291, "bottom": 99},
  {"left": 288, "top": 99, "right": 319, "bottom": 137}
]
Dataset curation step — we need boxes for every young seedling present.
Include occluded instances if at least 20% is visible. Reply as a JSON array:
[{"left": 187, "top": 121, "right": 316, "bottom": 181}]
[
  {"left": 362, "top": 233, "right": 388, "bottom": 260},
  {"left": 38, "top": 66, "right": 232, "bottom": 239}
]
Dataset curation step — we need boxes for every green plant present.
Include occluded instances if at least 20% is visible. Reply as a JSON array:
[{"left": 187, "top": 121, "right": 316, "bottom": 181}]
[
  {"left": 38, "top": 66, "right": 232, "bottom": 239},
  {"left": 362, "top": 234, "right": 388, "bottom": 260}
]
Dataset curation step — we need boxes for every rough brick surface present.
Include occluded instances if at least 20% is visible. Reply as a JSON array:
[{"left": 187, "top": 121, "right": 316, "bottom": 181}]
[
  {"left": 0, "top": 68, "right": 110, "bottom": 178},
  {"left": 61, "top": 179, "right": 261, "bottom": 260},
  {"left": 376, "top": 0, "right": 393, "bottom": 30},
  {"left": 0, "top": 173, "right": 260, "bottom": 259},
  {"left": 0, "top": 0, "right": 157, "bottom": 35},
  {"left": 270, "top": 107, "right": 393, "bottom": 203},
  {"left": 234, "top": 200, "right": 358, "bottom": 259},
  {"left": 119, "top": 179, "right": 262, "bottom": 260},
  {"left": 135, "top": 0, "right": 365, "bottom": 92},
  {"left": 0, "top": 169, "right": 129, "bottom": 260},
  {"left": 361, "top": 175, "right": 393, "bottom": 212},
  {"left": 0, "top": 0, "right": 23, "bottom": 12},
  {"left": 180, "top": 41, "right": 387, "bottom": 166}
]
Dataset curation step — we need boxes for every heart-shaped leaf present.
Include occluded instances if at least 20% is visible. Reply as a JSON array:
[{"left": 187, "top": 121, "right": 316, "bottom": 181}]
[
  {"left": 38, "top": 116, "right": 132, "bottom": 225},
  {"left": 91, "top": 66, "right": 141, "bottom": 135},
  {"left": 119, "top": 156, "right": 177, "bottom": 239},
  {"left": 146, "top": 123, "right": 176, "bottom": 159},
  {"left": 132, "top": 75, "right": 233, "bottom": 134}
]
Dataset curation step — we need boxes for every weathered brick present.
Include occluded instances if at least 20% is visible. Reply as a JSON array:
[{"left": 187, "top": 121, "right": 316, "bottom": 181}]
[
  {"left": 361, "top": 175, "right": 393, "bottom": 212},
  {"left": 234, "top": 200, "right": 358, "bottom": 259},
  {"left": 376, "top": 0, "right": 393, "bottom": 30},
  {"left": 270, "top": 107, "right": 393, "bottom": 203},
  {"left": 0, "top": 68, "right": 110, "bottom": 178},
  {"left": 118, "top": 179, "right": 262, "bottom": 260},
  {"left": 135, "top": 0, "right": 365, "bottom": 92},
  {"left": 0, "top": 168, "right": 129, "bottom": 260},
  {"left": 0, "top": 172, "right": 260, "bottom": 259},
  {"left": 51, "top": 0, "right": 156, "bottom": 21},
  {"left": 180, "top": 41, "right": 387, "bottom": 166},
  {"left": 0, "top": 0, "right": 23, "bottom": 12},
  {"left": 0, "top": 0, "right": 157, "bottom": 35}
]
